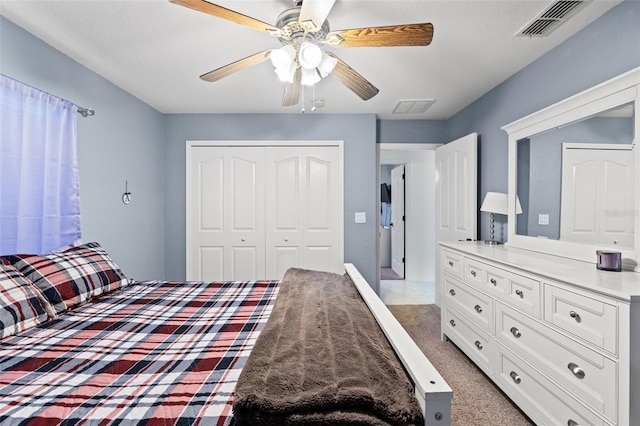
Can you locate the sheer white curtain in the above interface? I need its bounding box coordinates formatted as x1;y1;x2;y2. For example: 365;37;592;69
0;75;81;255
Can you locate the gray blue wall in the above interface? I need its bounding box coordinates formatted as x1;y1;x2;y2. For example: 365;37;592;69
446;0;640;241
0;18;166;280
1;0;639;282
163;113;378;284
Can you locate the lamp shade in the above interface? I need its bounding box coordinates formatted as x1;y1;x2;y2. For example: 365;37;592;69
480;192;522;215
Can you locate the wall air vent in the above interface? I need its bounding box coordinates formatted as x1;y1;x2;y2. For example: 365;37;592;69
516;0;587;37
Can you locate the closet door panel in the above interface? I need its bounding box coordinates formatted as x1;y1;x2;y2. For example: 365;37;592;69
200;247;224;281
307;247;331;272
266;146;343;279
188;147;265;281
274;247;300;280
189;142;343;282
227;151;265;281
303;150;342;272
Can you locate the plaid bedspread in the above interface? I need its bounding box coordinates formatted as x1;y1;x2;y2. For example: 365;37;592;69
0;279;279;425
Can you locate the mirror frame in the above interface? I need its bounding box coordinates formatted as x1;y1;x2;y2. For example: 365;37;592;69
502;67;640;270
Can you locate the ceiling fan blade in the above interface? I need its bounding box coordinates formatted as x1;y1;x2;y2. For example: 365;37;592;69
298;0;336;32
200;50;272;82
326;53;379;101
170;0;283;36
282;68;302;107
326;23;434;47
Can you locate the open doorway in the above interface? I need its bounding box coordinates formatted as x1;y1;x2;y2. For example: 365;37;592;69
380;164;404;280
378;144;439;304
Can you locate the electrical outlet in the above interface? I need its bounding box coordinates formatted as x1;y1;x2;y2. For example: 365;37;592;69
538;214;549;225
355;212;366;224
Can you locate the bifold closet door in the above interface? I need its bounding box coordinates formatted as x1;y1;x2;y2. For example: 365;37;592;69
187;146;265;281
265;146;343;280
188;143;343;282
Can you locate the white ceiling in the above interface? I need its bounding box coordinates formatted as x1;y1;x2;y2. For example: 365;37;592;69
0;0;621;119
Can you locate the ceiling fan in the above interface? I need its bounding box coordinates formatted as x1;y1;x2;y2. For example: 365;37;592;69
169;0;434;107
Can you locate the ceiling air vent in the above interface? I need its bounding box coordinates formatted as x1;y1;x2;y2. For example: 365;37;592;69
516;0;587;37
392;99;435;115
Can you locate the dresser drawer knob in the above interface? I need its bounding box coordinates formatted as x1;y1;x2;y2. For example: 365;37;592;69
448;261;454;267
449;319;456;327
470;270;477;277
567;420;579;426
568;362;585;379
449;289;456;296
474;340;483;350
510;371;521;384
569;311;581;322
515;289;524;298
474;304;483;314
490;278;497;286
510;327;522;338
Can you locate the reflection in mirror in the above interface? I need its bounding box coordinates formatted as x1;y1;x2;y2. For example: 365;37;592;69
516;102;635;248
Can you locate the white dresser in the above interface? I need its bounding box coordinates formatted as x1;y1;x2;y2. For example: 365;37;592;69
438;241;640;426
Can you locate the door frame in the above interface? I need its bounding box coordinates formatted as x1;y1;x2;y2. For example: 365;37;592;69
378;143;441;289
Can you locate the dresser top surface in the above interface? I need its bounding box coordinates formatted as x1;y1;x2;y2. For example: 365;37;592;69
439;241;640;302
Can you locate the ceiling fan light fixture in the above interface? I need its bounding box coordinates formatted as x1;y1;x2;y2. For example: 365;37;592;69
317;52;337;77
275;62;297;83
298;41;322;69
301;67;321;86
270;45;296;70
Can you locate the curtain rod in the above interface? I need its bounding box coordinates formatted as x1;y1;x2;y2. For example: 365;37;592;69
1;74;95;118
77;106;95;117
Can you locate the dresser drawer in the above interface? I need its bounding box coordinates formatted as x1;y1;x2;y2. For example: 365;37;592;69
497;302;617;421
443;275;493;335
463;258;487;288
441;249;463;280
497;348;607;426
465;257;541;318
442;306;496;374
544;284;618;354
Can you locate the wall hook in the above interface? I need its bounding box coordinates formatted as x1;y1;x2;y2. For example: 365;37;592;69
122;180;132;205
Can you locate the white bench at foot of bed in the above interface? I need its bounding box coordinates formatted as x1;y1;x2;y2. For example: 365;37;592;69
344;263;453;426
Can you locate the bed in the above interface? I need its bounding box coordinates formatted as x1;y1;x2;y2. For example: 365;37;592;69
0;242;452;425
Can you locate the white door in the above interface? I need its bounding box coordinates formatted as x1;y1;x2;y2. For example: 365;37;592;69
187;146;265;281
435;133;477;307
187;142;344;282
265;146;344;280
435;133;478;243
390;165;405;278
560;144;634;247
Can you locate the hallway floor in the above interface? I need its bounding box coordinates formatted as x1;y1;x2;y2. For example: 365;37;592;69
379;279;435;305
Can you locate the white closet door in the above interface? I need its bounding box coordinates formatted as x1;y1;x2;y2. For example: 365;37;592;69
265;146;343;280
187;146;265;281
560;144;634;247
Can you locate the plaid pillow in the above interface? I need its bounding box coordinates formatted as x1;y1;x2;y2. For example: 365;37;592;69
0;264;48;339
1;242;130;314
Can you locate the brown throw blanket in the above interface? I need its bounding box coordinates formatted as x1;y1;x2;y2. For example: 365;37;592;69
232;268;424;425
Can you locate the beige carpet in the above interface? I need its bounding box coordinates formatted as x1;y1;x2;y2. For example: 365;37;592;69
388;304;535;426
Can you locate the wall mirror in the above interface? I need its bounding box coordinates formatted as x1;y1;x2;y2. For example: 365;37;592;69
503;67;640;270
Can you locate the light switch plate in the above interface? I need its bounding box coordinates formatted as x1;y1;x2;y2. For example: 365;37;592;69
355;212;366;224
538;214;549;225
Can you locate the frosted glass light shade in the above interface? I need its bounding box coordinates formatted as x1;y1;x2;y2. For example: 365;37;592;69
298;42;322;69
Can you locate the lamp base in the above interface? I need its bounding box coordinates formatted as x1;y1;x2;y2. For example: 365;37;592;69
484;240;503;245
